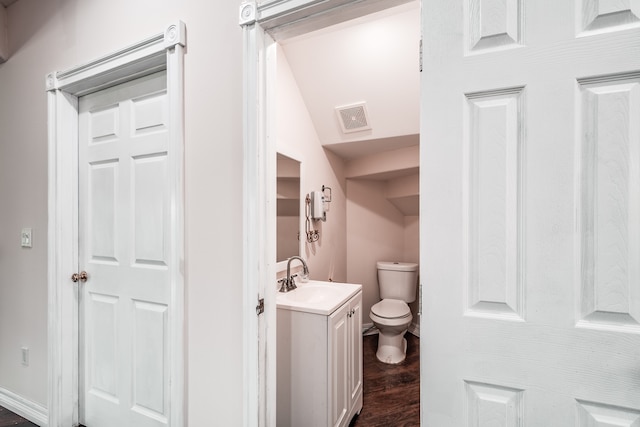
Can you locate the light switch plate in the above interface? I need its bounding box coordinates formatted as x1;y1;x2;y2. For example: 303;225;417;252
21;347;29;366
21;228;32;248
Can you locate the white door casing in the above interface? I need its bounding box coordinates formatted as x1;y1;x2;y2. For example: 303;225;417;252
240;1;416;426
241;16;274;427
421;1;640;425
78;72;170;427
46;22;186;427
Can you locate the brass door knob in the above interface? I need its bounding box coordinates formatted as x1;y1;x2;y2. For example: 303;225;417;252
71;271;88;283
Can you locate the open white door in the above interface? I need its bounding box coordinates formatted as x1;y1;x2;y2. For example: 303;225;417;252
421;1;640;424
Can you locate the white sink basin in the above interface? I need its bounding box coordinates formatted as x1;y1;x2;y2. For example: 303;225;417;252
276;280;362;315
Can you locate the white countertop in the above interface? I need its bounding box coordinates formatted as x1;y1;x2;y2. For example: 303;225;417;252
276;280;362;315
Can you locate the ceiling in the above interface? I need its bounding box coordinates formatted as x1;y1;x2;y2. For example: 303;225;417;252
280;1;420;161
0;0;19;7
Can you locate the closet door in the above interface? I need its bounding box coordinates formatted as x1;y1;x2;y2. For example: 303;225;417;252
79;71;171;427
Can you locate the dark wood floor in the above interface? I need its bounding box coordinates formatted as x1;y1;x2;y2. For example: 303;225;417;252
0;405;37;427
351;332;420;427
0;333;420;427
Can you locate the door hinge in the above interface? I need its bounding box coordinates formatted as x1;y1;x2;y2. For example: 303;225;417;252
419;38;423;73
256;298;264;315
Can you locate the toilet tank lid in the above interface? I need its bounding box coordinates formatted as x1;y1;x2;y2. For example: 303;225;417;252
377;261;418;272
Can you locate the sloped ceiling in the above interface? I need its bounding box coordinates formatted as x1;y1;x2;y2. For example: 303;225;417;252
280;2;420;215
280;1;420;160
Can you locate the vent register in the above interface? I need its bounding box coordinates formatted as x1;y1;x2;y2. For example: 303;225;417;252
335;102;371;133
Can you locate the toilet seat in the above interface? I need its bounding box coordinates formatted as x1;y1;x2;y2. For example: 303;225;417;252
371;299;411;319
370;298;413;364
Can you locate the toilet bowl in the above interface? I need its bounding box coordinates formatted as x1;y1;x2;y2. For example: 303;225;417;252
370;298;413;364
370;261;418;364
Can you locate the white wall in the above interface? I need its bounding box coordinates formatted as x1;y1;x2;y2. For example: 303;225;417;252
280;2;420;147
343;177;420;327
276;45;347;283
0;0;245;423
346;179;407;323
276;41;421;327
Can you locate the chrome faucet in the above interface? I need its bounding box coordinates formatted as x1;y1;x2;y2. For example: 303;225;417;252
279;256;309;292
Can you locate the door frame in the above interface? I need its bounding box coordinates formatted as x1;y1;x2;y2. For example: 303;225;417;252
46;22;186;427
239;1;415;425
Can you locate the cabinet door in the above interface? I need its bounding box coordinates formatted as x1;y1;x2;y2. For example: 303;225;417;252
348;294;363;409
329;302;349;427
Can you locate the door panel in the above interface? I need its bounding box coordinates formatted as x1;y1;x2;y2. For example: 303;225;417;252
421;1;640;425
87;293;119;401
578;74;640;332
79;71;170;427
89;161;119;262
329;303;349;427
132;300;168;419
464;87;524;321
133;154;168;266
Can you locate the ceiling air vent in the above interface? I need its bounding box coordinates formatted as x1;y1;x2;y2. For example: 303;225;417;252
335;102;371;133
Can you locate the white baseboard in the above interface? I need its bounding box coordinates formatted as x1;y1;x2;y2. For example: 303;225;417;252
0;386;48;427
362;322;420;338
362;322;378;336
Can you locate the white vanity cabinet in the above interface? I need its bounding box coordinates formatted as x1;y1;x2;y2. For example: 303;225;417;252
277;286;363;427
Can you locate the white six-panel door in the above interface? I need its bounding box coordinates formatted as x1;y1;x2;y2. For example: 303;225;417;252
421;1;640;425
78;71;171;427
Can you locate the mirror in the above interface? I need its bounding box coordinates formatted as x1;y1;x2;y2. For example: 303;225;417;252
276;153;301;263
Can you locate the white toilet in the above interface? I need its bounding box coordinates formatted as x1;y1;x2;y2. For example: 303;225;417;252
369;261;418;364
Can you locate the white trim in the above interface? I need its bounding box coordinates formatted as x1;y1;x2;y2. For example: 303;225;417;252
0;387;48;427
242;21;278;427
46;21;186;427
362;322;378;336
362;322;420;337
166;39;187;427
253;0;413;40
241;21;260;427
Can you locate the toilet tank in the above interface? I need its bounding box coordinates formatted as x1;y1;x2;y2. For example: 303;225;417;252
377;261;419;303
